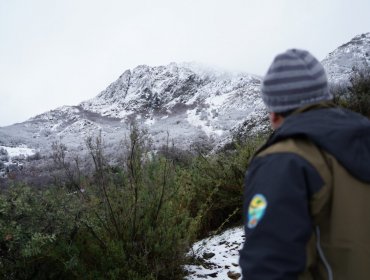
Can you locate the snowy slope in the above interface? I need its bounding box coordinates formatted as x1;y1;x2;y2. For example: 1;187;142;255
79;62;265;145
0;145;36;159
322;33;370;84
185;227;244;280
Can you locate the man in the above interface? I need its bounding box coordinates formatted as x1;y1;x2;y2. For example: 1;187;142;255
239;49;370;280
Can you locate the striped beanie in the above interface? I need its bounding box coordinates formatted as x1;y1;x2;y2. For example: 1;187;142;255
261;49;332;113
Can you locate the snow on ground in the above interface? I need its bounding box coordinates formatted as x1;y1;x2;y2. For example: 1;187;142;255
0;145;36;159
145;118;156;126
186;108;224;137
185;227;244;280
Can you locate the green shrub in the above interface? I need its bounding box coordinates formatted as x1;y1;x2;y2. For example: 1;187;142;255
0;125;198;279
0;124;264;279
333;65;370;118
179;136;264;237
0;184;80;279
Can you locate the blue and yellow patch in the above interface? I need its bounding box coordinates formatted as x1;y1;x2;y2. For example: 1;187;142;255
247;194;268;229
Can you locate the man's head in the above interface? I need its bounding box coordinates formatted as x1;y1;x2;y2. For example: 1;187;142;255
261;49;332;129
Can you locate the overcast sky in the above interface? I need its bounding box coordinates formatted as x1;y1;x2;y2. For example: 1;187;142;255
1;0;369;126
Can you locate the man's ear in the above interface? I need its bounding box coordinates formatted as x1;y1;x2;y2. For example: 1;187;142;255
269;112;284;129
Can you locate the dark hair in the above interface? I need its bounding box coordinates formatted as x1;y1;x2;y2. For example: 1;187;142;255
276;109;295;118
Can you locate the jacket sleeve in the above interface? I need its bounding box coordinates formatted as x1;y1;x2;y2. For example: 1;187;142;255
239;153;324;280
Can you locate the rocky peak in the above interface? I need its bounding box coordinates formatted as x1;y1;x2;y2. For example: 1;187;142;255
80;62;260;119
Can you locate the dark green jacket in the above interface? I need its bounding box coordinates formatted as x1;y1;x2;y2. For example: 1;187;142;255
239;103;370;280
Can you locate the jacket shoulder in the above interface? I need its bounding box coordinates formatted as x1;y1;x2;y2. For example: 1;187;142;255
257;138;333;221
257;138;332;187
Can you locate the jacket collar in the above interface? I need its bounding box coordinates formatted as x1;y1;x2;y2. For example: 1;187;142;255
290;101;336;116
251;101;336;161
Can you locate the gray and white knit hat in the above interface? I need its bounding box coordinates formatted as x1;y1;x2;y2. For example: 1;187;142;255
261;49;332;112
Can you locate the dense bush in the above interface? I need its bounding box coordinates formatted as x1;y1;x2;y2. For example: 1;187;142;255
0;185;80;279
332;65;370;118
1;129;180;279
0;125;262;279
179;137;264;237
0;147;9;162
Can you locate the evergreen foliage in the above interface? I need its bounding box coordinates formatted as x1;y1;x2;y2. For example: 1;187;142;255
332;65;370;118
0;125;262;279
180;137;264;237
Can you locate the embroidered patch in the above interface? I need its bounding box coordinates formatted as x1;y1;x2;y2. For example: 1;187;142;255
248;194;268;229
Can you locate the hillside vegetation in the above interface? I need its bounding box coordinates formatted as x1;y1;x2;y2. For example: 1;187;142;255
332;65;370;117
0;122;264;279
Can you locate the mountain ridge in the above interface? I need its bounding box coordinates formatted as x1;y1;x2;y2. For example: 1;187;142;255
0;33;369;155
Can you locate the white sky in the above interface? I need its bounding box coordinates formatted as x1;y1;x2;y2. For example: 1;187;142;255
1;0;369;126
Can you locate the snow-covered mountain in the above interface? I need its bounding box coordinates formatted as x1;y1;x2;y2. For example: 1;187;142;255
322;33;370;84
0;33;369;156
0;63;265;154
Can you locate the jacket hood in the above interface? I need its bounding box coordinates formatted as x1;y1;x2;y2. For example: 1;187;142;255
267;106;370;183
